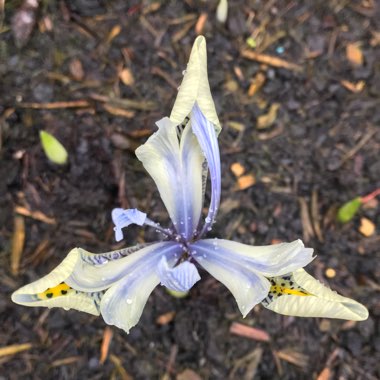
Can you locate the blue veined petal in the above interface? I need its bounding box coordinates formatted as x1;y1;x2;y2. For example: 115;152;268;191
135;117;204;239
262;269;368;321
67;242;182;292
191;104;221;236
112;208;147;242
190;241;270;317
194;239;314;277
189;239;314;316
156;256;201;292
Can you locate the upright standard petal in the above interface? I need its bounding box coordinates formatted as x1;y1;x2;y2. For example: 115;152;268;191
170;36;221;133
190;241;271;316
135;117;204;239
191;104;221;235
156;256;201;292
262;269;368;321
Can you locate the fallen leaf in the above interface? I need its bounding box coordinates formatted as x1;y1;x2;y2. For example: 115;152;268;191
275;349;309;368
340;79;365;93
337;197;362;223
346;42;364;66
248;72;266;97
257;103;280;129
237;174;256;190
119;68;135;86
0;343;32;357
177;369;202;380
230;162;245;177
11;215;25;275
230;322;270;342
156;311;176;325
359;217;375;237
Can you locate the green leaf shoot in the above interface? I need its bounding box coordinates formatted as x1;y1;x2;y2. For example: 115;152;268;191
39;130;68;165
337;197;362;224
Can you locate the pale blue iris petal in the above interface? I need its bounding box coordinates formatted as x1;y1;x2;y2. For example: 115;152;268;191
157;256;201;292
193;239;314;277
112;208;147;242
191;104;221;236
135;117;204;239
190;241;270;316
66;242;182;292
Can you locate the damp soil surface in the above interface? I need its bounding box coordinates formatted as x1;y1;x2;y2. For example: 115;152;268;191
0;1;379;379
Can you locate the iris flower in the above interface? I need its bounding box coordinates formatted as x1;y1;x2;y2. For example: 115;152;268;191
12;37;368;333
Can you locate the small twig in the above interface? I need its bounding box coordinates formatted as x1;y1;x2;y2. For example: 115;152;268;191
17;100;90;109
151;66;179;90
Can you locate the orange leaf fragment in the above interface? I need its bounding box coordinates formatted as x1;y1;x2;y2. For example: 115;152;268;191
346;43;364;66
195;13;208;35
230;322;270;342
100;326;113;365
359;217;375;237
119;68;135;86
156;311;176;325
237;174;256;190
230;162;245;177
316;367;331;380
248;72;266;97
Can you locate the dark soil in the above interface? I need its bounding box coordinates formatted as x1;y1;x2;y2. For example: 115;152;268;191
1;1;379;379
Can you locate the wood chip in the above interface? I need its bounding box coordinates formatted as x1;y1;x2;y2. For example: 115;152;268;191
257;103;280;129
15;205;56;224
230;162;245;177
102;104;135;118
100;326;113;365
298;197;314;243
241;50;303;72
109;354;133;380
230;322;270;342
248;72;266;97
237;174;256;190
275;349;309;368
340;79;365;93
359;217;375;237
195;12;208;35
119;68;135;86
11;215;25;275
316;367;331;380
51;356;82;367
346;42;363;66
69;58;84;81
0;343;32;357
156;311;176;325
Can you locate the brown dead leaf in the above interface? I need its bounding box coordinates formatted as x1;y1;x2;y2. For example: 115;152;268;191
340;79;365;93
0;343;32;357
156;311;176;325
176;369;202;380
230;322;270;342
100;326;113;365
248;72;266;97
102;104;135;118
237;174;256;190
119;68;135;86
359;217;375;237
257;103;280;129
11;215;25;275
346;42;364;66
230;162;245;177
106;25;122;44
275;349;309;368
69;58;84;81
